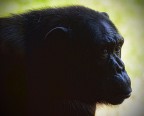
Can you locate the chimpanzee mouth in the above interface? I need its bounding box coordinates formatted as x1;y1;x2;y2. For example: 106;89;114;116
118;93;131;99
105;93;131;105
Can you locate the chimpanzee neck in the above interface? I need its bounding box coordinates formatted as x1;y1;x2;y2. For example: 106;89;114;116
51;100;96;116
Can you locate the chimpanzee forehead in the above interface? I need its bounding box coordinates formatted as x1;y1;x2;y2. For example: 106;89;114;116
89;19;123;45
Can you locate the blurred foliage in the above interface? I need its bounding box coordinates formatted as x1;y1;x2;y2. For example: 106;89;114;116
0;0;144;116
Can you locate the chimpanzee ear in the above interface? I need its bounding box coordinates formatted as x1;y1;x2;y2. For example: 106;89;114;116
44;27;69;40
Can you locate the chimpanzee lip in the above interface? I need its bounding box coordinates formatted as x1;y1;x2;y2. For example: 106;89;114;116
105;93;131;105
117;93;131;99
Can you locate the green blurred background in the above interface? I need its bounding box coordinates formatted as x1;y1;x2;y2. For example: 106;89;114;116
0;0;144;116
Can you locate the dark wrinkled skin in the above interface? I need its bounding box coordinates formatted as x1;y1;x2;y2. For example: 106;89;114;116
0;6;132;116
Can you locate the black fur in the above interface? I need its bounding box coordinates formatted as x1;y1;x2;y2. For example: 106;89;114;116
0;6;132;116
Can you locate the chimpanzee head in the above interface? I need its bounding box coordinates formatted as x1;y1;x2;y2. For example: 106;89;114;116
29;6;132;106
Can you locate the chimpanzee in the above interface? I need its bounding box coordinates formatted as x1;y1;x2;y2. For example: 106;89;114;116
0;6;132;116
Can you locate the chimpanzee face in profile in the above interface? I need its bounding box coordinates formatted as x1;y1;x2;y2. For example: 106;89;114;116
84;18;132;105
36;8;132;106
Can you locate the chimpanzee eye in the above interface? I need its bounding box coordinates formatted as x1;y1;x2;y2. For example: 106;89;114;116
101;49;109;59
103;49;108;54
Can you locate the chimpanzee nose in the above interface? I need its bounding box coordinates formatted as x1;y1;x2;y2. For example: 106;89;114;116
110;54;125;73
